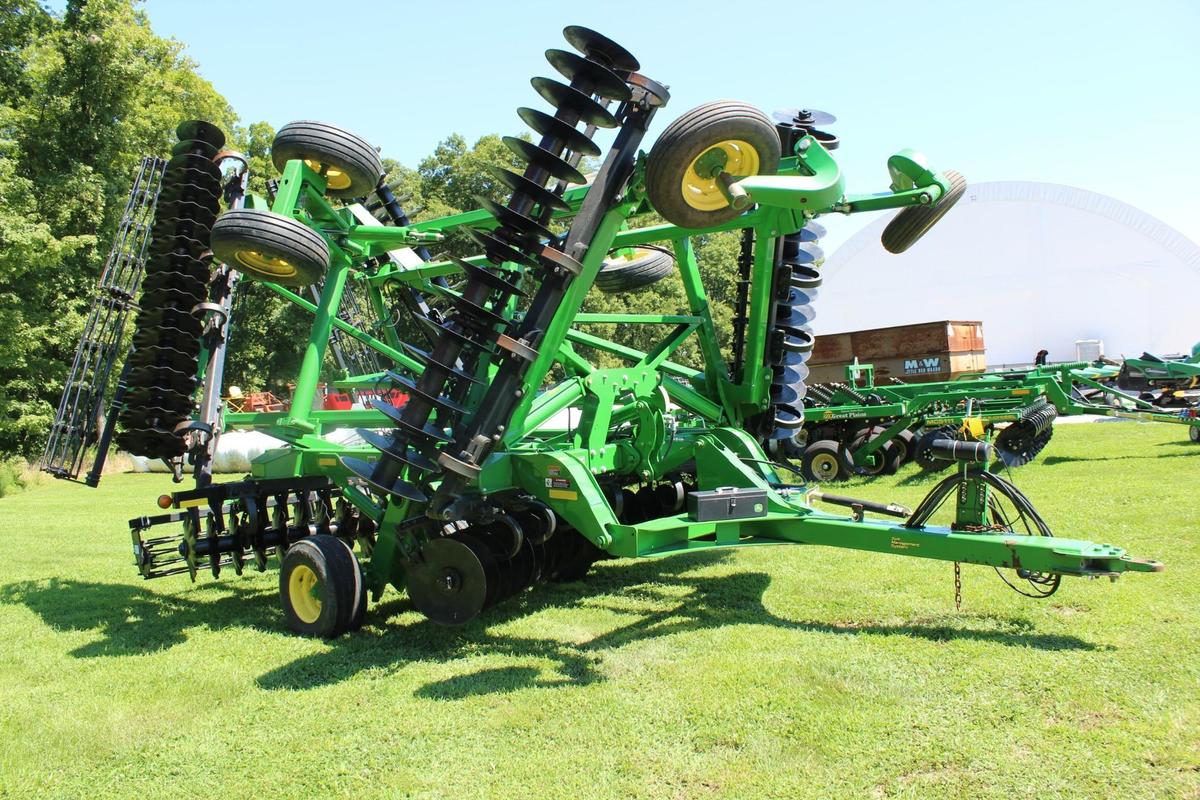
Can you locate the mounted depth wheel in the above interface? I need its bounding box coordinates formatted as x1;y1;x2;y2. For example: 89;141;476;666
211;208;330;287
596;247;675;293
279;535;361;638
801;439;852;482
271;120;384;199
1189;425;1200;443
881;169;967;254
645;100;781;228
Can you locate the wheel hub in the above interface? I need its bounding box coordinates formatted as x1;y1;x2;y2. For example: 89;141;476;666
303;159;351;190
682;139;759;211
234;249;298;278
811;452;838;479
437;568;463;593
288;564;322;624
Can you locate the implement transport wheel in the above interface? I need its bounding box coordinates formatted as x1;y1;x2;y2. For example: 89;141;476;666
596;247;675;293
801;439;851;482
342;538;367;632
211;208;330;287
1189;425;1200;443
881;169;967;254
280;535;360;638
645;100;781;228
271;120;383;198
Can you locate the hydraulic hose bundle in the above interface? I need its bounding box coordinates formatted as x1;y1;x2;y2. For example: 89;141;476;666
905;461;1061;598
116;121;226;460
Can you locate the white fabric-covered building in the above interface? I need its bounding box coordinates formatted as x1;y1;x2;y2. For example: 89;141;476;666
821;182;1200;365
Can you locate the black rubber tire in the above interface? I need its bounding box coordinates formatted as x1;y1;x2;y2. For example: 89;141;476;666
645;100;781;229
595;248;675;293
211;208;330;287
849;427;903;476
893;428;917;465
879;441;904;475
279;535;358;638
801;439;851;482
881;169;967;254
271;120;383;199
336;537;367;632
1190;425;1200;444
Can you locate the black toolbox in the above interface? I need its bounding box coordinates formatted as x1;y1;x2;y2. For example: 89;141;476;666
686;487;768;522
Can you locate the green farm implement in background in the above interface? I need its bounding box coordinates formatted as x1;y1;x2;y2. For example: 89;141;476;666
795;358;1200;482
43;26;1161;637
1116;347;1200;405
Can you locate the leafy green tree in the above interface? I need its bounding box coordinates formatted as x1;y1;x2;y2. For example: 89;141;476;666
417;133;525;216
0;109;95;454
0;0;52;106
0;0;234;457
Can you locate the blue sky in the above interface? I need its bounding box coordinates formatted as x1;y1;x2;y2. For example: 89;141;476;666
131;0;1199;251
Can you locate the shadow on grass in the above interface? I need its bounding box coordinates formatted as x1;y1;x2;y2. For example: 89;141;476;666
0;578;279;657
896;470;947;487
0;552;1105;696
1042;449;1199;466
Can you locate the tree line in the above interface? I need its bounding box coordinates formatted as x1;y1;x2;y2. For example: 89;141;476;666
0;0;739;460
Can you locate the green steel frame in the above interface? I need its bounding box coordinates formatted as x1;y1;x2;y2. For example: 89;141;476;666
89;49;1166;637
136;128;1166;612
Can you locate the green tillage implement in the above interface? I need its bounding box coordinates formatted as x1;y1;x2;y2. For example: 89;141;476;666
108;26;1159;637
1117;347;1200;398
799;360;1200;481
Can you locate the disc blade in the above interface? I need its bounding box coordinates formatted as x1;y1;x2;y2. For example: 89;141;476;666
772;108;837;126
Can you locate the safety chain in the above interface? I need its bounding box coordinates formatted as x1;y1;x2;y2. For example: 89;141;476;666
953;562;962;611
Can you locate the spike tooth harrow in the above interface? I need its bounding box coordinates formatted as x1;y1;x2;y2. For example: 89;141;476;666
40;155;165;483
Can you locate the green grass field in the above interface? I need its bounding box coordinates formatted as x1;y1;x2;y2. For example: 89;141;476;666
0;422;1196;799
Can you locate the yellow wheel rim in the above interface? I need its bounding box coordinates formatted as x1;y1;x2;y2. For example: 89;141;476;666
810;452;839;480
681;139;760;211
288;564;322;624
303;159;352;191
234;249;298;279
606;247;649;265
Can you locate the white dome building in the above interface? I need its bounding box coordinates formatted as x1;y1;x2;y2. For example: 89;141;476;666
821;182;1200;365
